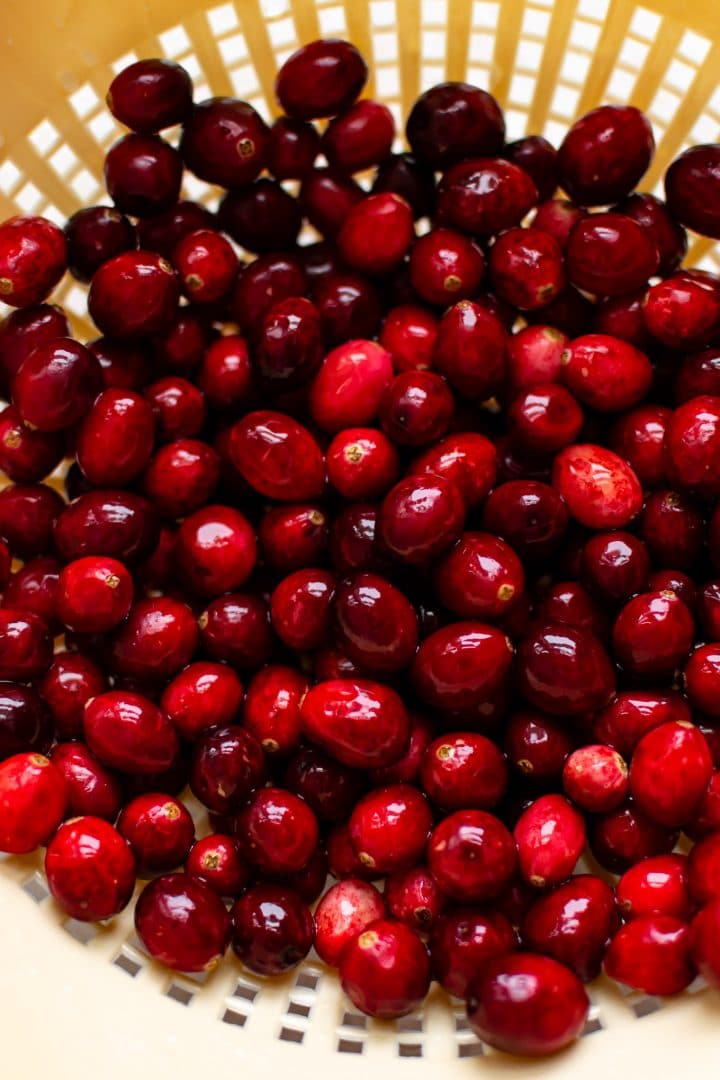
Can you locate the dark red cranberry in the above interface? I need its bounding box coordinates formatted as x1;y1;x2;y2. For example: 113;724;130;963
161;661;243;741
276;39;367;119
432;300;507;401
676;348;720;402
153;308;212;374
593;290;652;350
0;404;64;483
0;610;52;681
379;370;454;447
0;684;52;760
504;710;573;786
698;582;720;640
314;879;385;966
617;854;693;921
231;884;313;975
369;714;433;788
640;490;704;571
611;405;671;489
270;568;335;651
410;432;497;509
300;678;410;769
508;383;583;453
590;802;678;873
372;152;436;218
45;816;135;920
563;744;628;813
230;253;307;335
348;784;431;873
84;691;178;775
566;212;658;296
50;741;122;821
644;274;720;349
310;339;392;432
558;105;654;205
604;915;693;995
218;179;301;254
430;907;516;997
434;532;524;621
616;192;687;274
259;504;327;574
118;792;194;872
186;834;250;899
104;134;182;218
553;443;642;529
180;97;269;187
333;572;418;674
580;531;650;604
340;918;430;1019
3;556;61;627
229;410;324;502
514;794;585;889
428;809;516;901
413;622;513;713
329;503;385;575
64;206;135;283
284;744;365;823
241;665;305;756
135;872;231;972
409;227;485;307
54;490;159;564
190;724;265;814
255;296;323;389
110;597;198;682
503;135;558;201
76;389;155;486
437;157;538;237
406;82;504;167
593;690;690;758
321;99;394;173
267;116;319;179
685;645;720;718
142;438;221;520
338;193;414;277
528;285;595;337
532;198;584;249
56;556;132;634
421;731;507;810
380;474;465;565
89;337;149;390
0;303;70;392
664;395;720;499
199;336;252;410
88;250;179;339
107;58;192;132
300;167;364;237
665;144;720;239
517;623;615;717
379;304;438;373
490;227;565;311
612;590;694;680
521;874;618;981
38;652;107;740
143;375;206;442
467;952;590;1056
311;270;381;347
0;216;66;307
136;200;215;258
483;480;568;563
199;592;274;669
0;752;67;853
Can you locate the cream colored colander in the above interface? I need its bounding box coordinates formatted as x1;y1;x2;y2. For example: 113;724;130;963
1;0;720;1076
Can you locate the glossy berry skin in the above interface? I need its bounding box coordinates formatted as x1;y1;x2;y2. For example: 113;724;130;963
594;289;652;349
259;505;328;576
489;227;565;311
143;376;206;442
12;338;100;432
135;872;231;973
405;82;503;168
255;296;323;388
270;568;335;651
384;865;446;933
504;710;573;786
617;854;693;921
593;691;691;758
198;593;274;670
231;253;307;335
189;725;265;814
3;556;60;628
104;134;182;218
664;395;720;499
687;832;720;905
685;645;720;718
0;684;52;761
314;879;386;966
380;475;465;566
0;303;70;393
521;875;618;981
218;179;301;255
514;794;585;889
611;406;670;490
185;834;250;899
338;193;414;277
84;691;179;775
77;389;155;487
173;229;237;305
591;802;678;874
322;99;394;173
504;135;558;201
276;39;367;119
558;105;654;205
300;679;410;769
340;919;430;1019
561;334;651;413
640;490;704;571
379;370;454;448
506;324;568;390
432;300;507;401
0;216;66;307
665;144;720;239
175;505;256;599
56;556;133;634
107;58;193;132
566;212;658;296
161;662;243;742
428;810;516;902
508;383;583;453
410;433;497;510
300;168;364;237
372;152;436;218
199;336;252;410
643;275;720;350
409;227;485;307
604;915;693;995
430;908;516;998
326;428;399;501
532;580;608;641
39;653;107;740
312;269;381;346
136;200;214;258
88;250;178;340
517;623;615;717
616;192;686;274
45;817;135;921
334;572;418;673
689;901;720;988
0;609;52;681
379;304;438;373
580;531;650;604
310;339;393;433
434;532;525;621
0;753;67;853
629;721;712;828
467;953;590;1057
437;158;538;237
55;490;159;565
110;597;198;682
421;732;507;811
284;745;365;823
142;438;221;520
348;784;432;873
482;480;568;563
229;410;324;502
49;742;122;821
180;98;269;188
553;443;642;529
612;591;694;680
267;116;319;180
0;404;64;483
562;745;628;813
237;787;318;874
412;622;513;712
231;884;313;975
118;793;194;873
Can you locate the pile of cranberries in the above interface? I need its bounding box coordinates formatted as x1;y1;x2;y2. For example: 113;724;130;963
3;38;720;1058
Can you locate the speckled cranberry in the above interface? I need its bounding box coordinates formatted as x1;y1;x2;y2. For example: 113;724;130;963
553;443;642;529
562;744;628;813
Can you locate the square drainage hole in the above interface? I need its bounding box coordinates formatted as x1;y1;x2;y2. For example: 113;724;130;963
113;951;142;977
166;982;195;1006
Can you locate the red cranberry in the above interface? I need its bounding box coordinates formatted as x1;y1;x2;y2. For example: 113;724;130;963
432;300;507;401
171;229;237;306
508;384;583;453
560;333;652;412
665;395;720;499
430;907;516;998
689;901;720;989
229;410;324;502
49;742;122;821
276;39;367;118
437;158;537;237
421;731;507;810
104;133;182;218
490;227;565;311
514;794;585;889
267;116;319;179
190;724;266;814
327;429;399;501
0;303;70;391
84;691;178;775
135;872;230;972
311;270;381;347
88;250;178;339
688;831;720;905
590;802;678;873
517;623;615;717
410;432;497;510
55;555;132;636
504;710;573;786
45;816;135;920
321;98;394;173
327;821;378;881
180;97;268;187
54;491;157;565
412;622;513;713
198;336;252;411
162;661;243;741
563;744;628;813
521;874;618;981
0;609;52;681
558;105;654;204
136;200;214;258
0;216;66;307
174;505;256;599
676;347;720;402
566;212;658;296
468;952;589;1056
144;376;206;441
665;144;720;239
409;227;485;307
483;480;568;563
384;865;446;933
644;274;720;349
118;793;194;873
142;438;221;520
232;257;307;338
380;305;437;374
217;180;301;255
39;652;107;740
612;590;694;680
379;370;454;447
259;504;327;574
604;915;693;995
348;784;431;873
504;135;558;201
405;82;503;167
329;503;385;575
254;296;323;389
3;556;60;627
370;713;433;788
533;580;609;641
243;665;306;756
616;192;687;274
594;289;653;349
231;883;313;975
685;644;720;718
89;337;148;390
532;198;584;249
380;475;465;566
199;592;274;669
76;388;155;486
617;854;693;921
698;583;720;640
338;193;414;277
428;809;515;901
334;572;418;673
301;678;409;769
270;568;335;651
64;206;135;284
0;752;67;853
580;531;650;604
310;339;392;432
611;405;671;489
553;443;642;529
153;308;212;374
107;58;192;132
110;597;198;682
0;405;64;483
314;879;385;966
186;834;250;899
300;167;364;237
237;786;318;875
340;918;430;1019
284;744;365;823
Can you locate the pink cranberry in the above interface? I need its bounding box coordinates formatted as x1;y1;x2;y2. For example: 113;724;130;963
340;918;430;1018
428;809;516;901
558;105;654;205
514;794;585;889
314;878;385;967
553;443;642;529
186;834;250;899
664;395;720;499
83;690;179;776
563;745;628;813
437;158;538;237
190;725;265;814
135;872;231;973
665;144;720;239
521;874;618;981
0;753;67;853
385;866;447;933
49;742;122;821
0;216;66;307
432;300;507;401
300;678;409;769
617;854;694;921
45;816;135;921
229;410;324;502
604;915;694;995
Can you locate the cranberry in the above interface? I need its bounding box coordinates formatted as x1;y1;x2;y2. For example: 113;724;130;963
685;644;720;718
0;752;67;853
513;794;585;889
406;82;504;167
88;250;178;339
104;133;182;218
665;395;720;499
110;597;197;682
508;384;583;453
429;907;516;998
409;228;485;307
118;793;194;873
665;144;720;239
689;901;720;991
676;348;720;402
687;832;720;905
533;582;607;641
437;158;537;237
503;135;558;201
504;710;573;786
327;821;378;881
379;305;437;374
143;376;206;442
38;652;107;740
612;590;694;680
0;608;52;681
142;438;221;520
254;297;322;390
688;768;720;837
427;809;515;901
162;661;243;741
284;744;364;823
333;572;417;673
467;952;589;1056
558;105;654;204
190;724;265;813
136;200;214;258
593;290;652;350
199;336;252;410
0;684;50;765
553;443;642;529
615;192;686;274
644;274;720;349
89;338;148;390
76;389;155;486
329;503;384;575
0;216;66;307
3;556;60;627
412;622;513;712
590;802;678;873
267;116;319;179
135;872;230;973
300;167;364;237
0;303;70;391
64;206;135;284
231;256;306;338
242;665;306;756
567;212;658;297
179;97;268;187
698;583;720;640
379;371;454;447
578;532;648;605
517;623;615;717
84;691;178;775
174;505;256;599
561;334;652;414
420;732;507;811
410;432;497;509
319;99;393;173
230;883;313;975
617;854;693;921
326;429;399;501
259;504;327;574
0;405;64;483
521;875;617;982
54;556;132;636
314;879;385;966
340;918;430;1019
338;193;413;277
380;475;465;566
483;480;568;563
49;742;122;821
372;153;436;219
384;865;446;933
347;784;431;873
199;592;274;669
45;816;135;921
311;270;381;347
55;491;159;565
611;406;671;489
604;915;694;995
532;198;584;249
170;229;236;306
107;57;192;132
310;339;392;433
370;714;433;787
563;744;628;813
229;410;324;502
275;39;367;118
490;227;565;311
186;834;249;899
236;786;318;875
269;568;334;651
432;300;507;401
302;678;410;769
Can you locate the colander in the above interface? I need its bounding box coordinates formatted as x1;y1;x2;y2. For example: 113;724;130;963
1;0;720;1075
